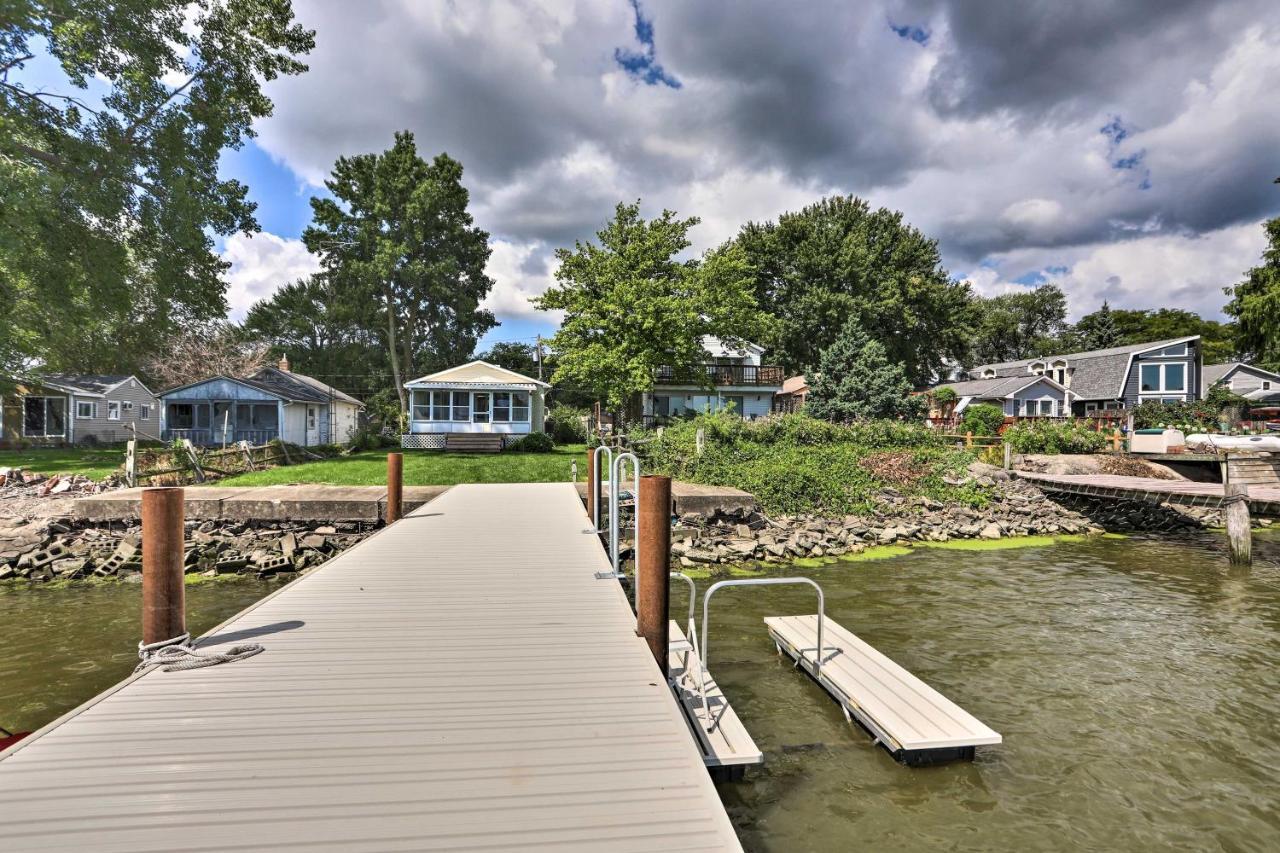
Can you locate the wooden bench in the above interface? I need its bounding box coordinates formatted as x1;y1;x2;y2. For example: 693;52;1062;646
443;433;504;453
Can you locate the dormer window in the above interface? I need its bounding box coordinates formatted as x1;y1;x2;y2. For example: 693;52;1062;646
1029;361;1045;374
981;368;996;379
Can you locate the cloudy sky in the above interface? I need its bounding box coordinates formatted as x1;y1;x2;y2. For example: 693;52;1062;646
219;0;1280;347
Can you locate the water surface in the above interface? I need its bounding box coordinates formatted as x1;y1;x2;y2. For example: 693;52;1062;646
686;532;1280;852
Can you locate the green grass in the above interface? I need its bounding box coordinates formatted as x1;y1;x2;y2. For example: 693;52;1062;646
0;448;122;481
211;445;588;487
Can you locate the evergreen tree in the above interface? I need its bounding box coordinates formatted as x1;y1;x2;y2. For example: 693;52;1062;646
1225;214;1280;372
1073;300;1122;350
806;320;924;421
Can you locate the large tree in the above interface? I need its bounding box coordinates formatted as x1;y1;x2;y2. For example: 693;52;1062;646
242;273;384;391
806;320;923;421
0;0;314;375
534;201;768;412
1071;300;1121;351
1077;306;1237;363
1225;214;1280;371
304;133;497;413
732;196;972;383
968;284;1069;364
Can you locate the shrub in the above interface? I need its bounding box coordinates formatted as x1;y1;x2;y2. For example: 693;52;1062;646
1004;420;1108;454
509;432;555;453
1131;385;1249;431
546;403;589;444
960;403;1005;436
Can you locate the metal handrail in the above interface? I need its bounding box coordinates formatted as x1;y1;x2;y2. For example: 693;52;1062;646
610;452;640;583
591;445;614;531
670;572;705;713
699;577;826;730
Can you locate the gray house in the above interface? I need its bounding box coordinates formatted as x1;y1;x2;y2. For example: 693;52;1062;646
962;336;1203;416
1202;362;1280;403
934;375;1071;419
158;359;363;447
1;374;159;446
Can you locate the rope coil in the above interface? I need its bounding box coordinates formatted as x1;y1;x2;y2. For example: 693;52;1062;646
136;633;265;673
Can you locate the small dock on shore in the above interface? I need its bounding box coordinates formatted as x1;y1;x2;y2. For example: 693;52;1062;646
0;483;742;851
1016;472;1280;516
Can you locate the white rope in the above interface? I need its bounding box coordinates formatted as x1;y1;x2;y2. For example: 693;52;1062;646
135;633;265;673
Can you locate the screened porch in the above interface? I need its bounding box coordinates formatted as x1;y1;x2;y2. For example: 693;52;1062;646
164;400;281;446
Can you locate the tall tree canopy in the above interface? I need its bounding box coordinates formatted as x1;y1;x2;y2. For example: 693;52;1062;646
242;274;384;390
806;320;923;421
1070;300;1121;351
0;0;314;375
732;196;972;384
534;201;767;411
1225;215;1280;371
303;133;496;412
967;284;1069;364
1074;306;1237;363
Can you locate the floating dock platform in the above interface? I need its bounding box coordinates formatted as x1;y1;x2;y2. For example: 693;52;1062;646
766;614;1001;765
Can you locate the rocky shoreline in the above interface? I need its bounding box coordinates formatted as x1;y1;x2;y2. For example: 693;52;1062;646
0;516;373;583
667;478;1264;567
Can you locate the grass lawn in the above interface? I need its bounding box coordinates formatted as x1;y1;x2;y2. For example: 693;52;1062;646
212;444;588;487
0;447;123;481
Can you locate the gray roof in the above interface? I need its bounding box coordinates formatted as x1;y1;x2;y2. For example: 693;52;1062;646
249;367;363;406
40;374;134;395
1201;362;1280;394
968;336;1197;400
938;376;1061;398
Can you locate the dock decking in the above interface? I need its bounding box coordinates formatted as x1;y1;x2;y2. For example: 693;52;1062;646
766;615;1001;764
0;483;742;852
1016;472;1280;515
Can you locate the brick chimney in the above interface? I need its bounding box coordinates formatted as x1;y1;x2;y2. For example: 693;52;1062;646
278;353;290;372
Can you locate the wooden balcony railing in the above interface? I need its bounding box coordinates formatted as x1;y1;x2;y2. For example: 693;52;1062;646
654;363;785;386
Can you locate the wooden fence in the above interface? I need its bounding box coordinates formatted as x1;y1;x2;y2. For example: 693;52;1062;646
125;438;301;487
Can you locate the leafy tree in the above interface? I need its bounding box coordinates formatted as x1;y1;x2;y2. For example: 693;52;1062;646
242;274;383;390
534;201;767;412
304;133;497;414
1071;300;1121;350
0;0;314;375
1096;307;1237;363
733;196;972;383
960;403;1005;437
968;284;1069;364
806;321;924;421
1225;215;1280;371
478;342;541;377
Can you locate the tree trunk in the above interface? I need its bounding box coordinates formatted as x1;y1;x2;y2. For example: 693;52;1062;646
383;284;406;418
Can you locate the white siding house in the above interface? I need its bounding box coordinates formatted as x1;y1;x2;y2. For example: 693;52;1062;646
403;361;549;448
640;336;784;423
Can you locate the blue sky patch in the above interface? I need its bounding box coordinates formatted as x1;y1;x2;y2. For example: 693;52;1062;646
889;22;930;45
615;0;681;88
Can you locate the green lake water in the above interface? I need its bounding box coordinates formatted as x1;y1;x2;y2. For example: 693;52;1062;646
2;533;1278;851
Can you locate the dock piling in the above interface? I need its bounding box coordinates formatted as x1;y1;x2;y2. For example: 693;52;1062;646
636;474;671;674
141;487;186;645
387;453;403;523
1225;482;1251;566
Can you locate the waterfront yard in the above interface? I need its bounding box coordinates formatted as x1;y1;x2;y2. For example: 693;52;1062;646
0;448;122;481
212;444;587;486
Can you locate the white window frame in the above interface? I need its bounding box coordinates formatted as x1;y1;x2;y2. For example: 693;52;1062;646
492;391;511;423
140;404;151;419
107;400;121;420
451;391;470;422
122;400;134;412
307;406;317;430
1139;362;1187;396
510;391;530;423
76;401;97;419
1264;380;1273;391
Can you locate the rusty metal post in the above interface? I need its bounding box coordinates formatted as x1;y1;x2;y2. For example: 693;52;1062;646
387;452;403;524
586;449;596;520
142;487;185;645
636;475;671;674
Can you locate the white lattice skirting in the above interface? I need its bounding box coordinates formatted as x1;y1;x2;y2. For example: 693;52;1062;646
400;433;446;450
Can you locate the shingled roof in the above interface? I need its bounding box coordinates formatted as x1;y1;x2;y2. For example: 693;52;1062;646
938;375;1066;399
40;374;141;396
968;336;1197;400
245;367;363;406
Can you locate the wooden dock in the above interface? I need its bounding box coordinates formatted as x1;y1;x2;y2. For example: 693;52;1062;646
766;615;1001;765
0;483;743;852
1016;472;1280;515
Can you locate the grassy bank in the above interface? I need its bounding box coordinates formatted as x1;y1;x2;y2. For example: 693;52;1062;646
0;448;122;480
634;413;986;516
212;444;587;486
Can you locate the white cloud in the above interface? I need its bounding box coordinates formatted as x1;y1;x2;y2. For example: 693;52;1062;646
220;232;321;321
481;239;562;322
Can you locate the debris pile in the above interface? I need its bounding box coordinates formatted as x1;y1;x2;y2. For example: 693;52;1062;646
0;467;118;496
0;517;372;583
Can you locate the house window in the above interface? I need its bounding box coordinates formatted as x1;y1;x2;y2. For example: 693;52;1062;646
307;406;317;430
1155;343;1188;357
23;397;66;437
107;401;121;420
451;391;470;421
493;392;511;422
140;404;150;419
411;391;430;421
430;391;449;419
511;392;530;422
1264;381;1273;391
1140;363;1186;394
76;401;97;419
653;395;671;417
122;401;134;412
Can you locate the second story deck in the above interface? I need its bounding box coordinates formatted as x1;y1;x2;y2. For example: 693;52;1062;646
655;362;784;388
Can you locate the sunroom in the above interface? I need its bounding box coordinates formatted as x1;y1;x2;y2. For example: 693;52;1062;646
402;360;549;449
